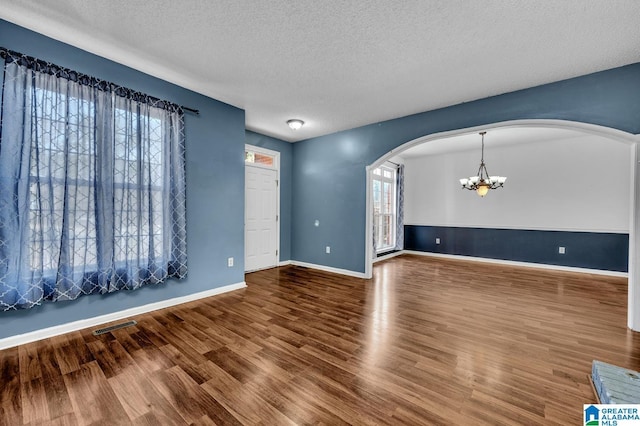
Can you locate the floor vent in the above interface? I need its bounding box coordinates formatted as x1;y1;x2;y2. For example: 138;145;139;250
92;320;137;336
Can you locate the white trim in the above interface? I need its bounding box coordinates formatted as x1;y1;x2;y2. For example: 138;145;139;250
629;142;640;330
0;282;247;350
245;144;281;270
365;167;373;278
373;251;403;263
291;260;367;278
403;250;628;277
278;260;293;267
372;164;398;254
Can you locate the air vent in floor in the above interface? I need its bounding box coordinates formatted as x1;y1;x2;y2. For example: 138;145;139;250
92;320;137;336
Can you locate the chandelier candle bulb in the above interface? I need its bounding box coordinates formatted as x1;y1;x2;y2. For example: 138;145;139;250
458;131;507;197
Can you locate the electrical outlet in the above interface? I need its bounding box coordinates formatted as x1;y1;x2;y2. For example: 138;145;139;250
558;247;565;255
227;257;234;267
436;238;440;244
326;246;331;254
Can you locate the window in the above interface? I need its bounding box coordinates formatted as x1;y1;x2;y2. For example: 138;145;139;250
372;164;397;252
29;91;167;273
0;48;187;310
245;149;275;167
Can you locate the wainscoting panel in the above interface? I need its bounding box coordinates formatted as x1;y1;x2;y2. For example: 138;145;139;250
404;225;629;272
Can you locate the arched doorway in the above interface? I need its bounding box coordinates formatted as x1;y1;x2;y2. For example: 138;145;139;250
364;119;640;329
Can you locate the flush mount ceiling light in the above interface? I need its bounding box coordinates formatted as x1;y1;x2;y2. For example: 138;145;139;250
459;131;506;197
287;119;304;130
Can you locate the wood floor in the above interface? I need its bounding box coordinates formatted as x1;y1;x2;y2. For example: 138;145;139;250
1;254;638;425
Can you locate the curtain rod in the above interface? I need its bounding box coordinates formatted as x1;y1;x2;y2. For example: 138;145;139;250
386;160;400;166
1;47;201;116
182;106;200;115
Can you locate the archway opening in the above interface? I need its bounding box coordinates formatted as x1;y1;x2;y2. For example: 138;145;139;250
364;120;639;329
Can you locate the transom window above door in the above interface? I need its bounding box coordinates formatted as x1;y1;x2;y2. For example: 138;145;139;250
245;150;275;168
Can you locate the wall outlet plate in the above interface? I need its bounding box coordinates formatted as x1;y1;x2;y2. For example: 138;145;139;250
325;246;331;254
558;247;566;254
228;257;234;267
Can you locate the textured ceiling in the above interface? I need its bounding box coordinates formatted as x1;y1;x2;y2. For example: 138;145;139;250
1;1;640;142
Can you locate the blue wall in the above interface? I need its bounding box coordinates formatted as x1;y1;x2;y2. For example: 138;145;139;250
245;131;292;262
0;19;246;339
292;63;640;273
405;225;629;272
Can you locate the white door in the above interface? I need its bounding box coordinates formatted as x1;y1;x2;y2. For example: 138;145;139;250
245;166;278;271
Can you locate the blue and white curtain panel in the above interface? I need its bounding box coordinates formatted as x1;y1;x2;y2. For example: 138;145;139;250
0;48;187;310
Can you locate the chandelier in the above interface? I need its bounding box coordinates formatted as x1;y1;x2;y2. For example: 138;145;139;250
459;131;506;197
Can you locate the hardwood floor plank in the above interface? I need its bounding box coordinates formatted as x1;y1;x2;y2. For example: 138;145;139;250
0;347;21;426
18;343;42;383
134;323;170;348
287;373;390;425
200;361;296;425
391;405;455;426
19;377;49;424
45;412;79;426
203;346;262;385
243;373;350;425
148;365;241;425
158;344;212;385
110;327;143;354
42;375;74;423
85;339;135;379
1;255;637;425
129;345;174;376
107;366;154;421
128;376;188;426
189;414;218;426
53;345;83;376
37;340;63;382
61;360;129;425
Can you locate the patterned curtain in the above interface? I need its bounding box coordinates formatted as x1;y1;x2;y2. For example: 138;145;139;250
372;171;378;259
372;211;377;259
395;164;404;250
0;48;187;310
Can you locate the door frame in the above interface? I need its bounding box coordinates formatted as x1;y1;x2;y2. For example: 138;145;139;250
244;144;281;271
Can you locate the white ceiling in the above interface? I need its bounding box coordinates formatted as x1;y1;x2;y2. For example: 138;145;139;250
1;1;640;142
396;127;586;159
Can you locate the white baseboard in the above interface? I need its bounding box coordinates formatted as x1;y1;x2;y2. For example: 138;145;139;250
0;281;247;351
278;260;293;267
291;261;367;279
403;250;628;277
373;251;403;263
